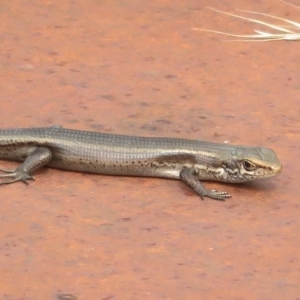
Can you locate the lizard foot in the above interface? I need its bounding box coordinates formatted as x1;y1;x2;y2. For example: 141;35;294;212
0;168;35;185
203;189;231;201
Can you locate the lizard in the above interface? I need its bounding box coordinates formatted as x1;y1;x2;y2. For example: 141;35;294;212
0;126;282;200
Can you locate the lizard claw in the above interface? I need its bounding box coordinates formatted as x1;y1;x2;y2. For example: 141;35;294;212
204;189;231;201
0;168;34;185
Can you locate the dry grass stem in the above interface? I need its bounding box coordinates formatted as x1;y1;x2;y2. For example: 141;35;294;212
193;3;300;41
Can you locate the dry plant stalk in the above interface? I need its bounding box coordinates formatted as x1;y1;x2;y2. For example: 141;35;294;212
193;1;300;41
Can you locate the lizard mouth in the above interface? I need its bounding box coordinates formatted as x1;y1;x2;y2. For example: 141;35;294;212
221;163;283;183
272;163;283;175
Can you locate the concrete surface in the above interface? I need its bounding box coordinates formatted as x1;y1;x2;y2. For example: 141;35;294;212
0;0;299;299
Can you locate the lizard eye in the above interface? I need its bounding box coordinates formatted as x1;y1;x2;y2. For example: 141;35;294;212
243;160;256;171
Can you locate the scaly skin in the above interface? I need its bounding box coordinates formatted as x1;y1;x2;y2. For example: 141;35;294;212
0;126;282;200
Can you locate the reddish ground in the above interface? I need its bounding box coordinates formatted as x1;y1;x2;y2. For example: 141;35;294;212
0;0;299;299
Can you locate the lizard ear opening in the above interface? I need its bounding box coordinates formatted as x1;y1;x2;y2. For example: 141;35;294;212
242;160;257;171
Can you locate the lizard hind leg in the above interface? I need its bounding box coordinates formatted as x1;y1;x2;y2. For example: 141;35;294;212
0;168;35;184
0;147;52;185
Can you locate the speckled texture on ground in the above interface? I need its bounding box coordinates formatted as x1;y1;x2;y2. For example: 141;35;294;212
0;0;299;299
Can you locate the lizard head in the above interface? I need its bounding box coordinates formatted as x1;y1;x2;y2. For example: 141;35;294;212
220;146;282;183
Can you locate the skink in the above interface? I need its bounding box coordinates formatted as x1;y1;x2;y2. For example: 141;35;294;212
0;126;282;200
